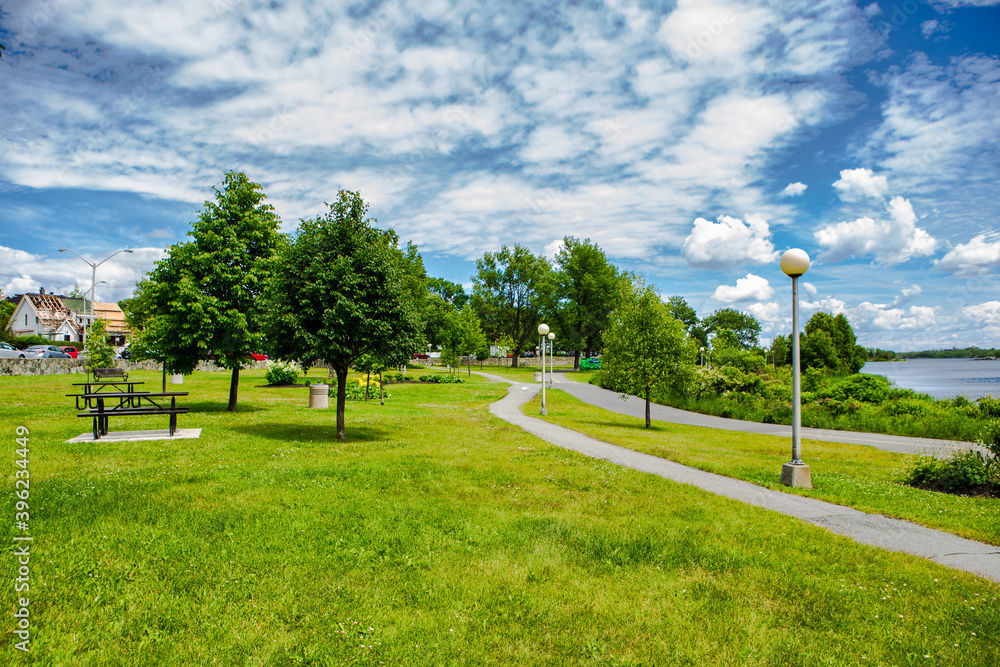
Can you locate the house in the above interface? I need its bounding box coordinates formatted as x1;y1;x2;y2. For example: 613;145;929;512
6;288;130;347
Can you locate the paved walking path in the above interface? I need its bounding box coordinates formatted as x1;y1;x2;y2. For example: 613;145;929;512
477;372;1000;584
550;371;975;457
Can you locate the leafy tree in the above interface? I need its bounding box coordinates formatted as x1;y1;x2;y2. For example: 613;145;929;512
802;312;864;373
440;305;488;375
263;190;422;440
86;319;116;369
548;237;622;370
0;296;15;344
427;277;469;309
602;279;693;428
471;244;552;368
704;308;761;349
139;172;282;410
666;295;708;348
771;334;791;367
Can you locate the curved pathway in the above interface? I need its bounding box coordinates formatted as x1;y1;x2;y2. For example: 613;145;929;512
551;371;975;457
477;372;1000;583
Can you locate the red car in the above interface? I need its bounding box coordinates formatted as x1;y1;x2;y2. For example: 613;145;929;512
61;346;79;359
250;352;269;361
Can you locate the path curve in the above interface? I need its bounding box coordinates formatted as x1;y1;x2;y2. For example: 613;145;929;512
477;372;1000;583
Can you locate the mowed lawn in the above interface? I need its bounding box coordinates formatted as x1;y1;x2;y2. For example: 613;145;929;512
530;386;1000;546
0;369;997;665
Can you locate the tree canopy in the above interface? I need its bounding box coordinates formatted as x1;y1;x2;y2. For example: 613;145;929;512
548;237;622;370
704;308;761;349
471;244;552;367
602;279;692;428
802;312;864;373
263;190;422;440
139;171;283;410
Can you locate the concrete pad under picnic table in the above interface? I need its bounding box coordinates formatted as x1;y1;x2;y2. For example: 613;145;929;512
65;428;202;443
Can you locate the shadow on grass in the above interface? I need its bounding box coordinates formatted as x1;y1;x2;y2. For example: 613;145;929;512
567;417;665;433
231;422;391;443
185;401;275;414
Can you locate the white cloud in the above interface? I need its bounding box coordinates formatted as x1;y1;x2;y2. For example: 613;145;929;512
833;168;889;200
934;234;1000;275
543;239;565;260
961;301;1000;327
815;195;937;265
780;182;807;197
801;281;818;297
712;273;774;302
682;214;778;268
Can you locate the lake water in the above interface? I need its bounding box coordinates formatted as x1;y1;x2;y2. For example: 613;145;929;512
860;358;1000;401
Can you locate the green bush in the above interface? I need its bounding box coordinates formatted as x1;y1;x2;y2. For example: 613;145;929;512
265;360;300;385
905;450;988;492
977;396;1000;418
824;374;890;405
878;398;929;417
423;374;464;384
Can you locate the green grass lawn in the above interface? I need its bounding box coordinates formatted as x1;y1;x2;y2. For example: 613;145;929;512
530;389;1000;547
1;369;998;665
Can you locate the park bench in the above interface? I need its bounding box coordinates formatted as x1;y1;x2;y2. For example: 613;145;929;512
91;367;129;382
76;391;189;439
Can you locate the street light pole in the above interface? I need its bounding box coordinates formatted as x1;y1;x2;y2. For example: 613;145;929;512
780;248;812;489
59;247;133;346
547;331;555;386
699;346;705;366
538;323;549;415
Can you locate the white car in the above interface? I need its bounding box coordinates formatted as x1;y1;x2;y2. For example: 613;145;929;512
24;345;72;359
0;342;26;359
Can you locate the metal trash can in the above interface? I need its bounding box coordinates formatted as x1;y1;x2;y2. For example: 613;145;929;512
533;372;542;383
309;383;329;409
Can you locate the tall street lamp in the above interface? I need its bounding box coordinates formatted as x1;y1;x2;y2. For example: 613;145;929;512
699;346;705;366
538;323;549;415
59;247;133;345
547;331;555;385
780;248;812;489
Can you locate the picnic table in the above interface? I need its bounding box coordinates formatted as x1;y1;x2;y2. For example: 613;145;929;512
75;391;189;439
69;380;146;409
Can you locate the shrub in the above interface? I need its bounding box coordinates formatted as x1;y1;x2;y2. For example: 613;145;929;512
424;374;464;384
265;360;300;385
977;396;1000;418
905;450;988;492
825;374;890;405
878;398;929;417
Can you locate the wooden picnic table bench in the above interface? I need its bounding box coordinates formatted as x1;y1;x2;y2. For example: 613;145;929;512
68;380;146;409
91;367;129;382
76;391;189;439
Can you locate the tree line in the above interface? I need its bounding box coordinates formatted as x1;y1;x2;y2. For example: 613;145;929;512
119;171;870;438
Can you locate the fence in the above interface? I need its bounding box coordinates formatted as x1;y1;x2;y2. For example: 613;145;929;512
0;358;269;377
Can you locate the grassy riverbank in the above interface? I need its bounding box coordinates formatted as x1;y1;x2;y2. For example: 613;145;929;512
1;370;997;664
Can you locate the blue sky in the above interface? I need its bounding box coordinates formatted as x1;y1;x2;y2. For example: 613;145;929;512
1;0;999;351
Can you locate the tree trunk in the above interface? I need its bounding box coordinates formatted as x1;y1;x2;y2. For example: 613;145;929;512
379;370;384;406
336;366;348;440
161;366;167;392
573;350;581;372
365;367;371;401
228;366;240;412
645;386;651;429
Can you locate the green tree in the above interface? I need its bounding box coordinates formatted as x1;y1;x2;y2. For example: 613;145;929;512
666;295;708;347
140;172;283;410
548;237;621;370
263;190;422;440
602;279;693;428
440;305;488;375
86;319;116;369
471;244;552;368
802;312;863;373
704;308;761;349
427;277;469;309
771;334;791;367
0;296;15;344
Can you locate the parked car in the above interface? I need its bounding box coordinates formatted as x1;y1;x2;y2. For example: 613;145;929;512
24;345;72;359
61;346;79;359
117;346;131;360
250;352;268;361
0;342;26;359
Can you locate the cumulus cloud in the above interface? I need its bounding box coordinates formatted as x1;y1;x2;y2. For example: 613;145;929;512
682;214;778;268
780;182;807;197
801;281;818;297
815;195;937;265
833;168;890;200
961;301;1000;328
712;273;774;302
934;234;1000;275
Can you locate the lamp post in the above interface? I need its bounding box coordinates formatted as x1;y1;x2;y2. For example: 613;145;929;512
547;332;555;385
59;247;133;345
538;323;549;415
780;248;812;489
699;346;705;366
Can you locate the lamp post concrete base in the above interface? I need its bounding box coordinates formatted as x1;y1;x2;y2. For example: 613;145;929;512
781;462;812;489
